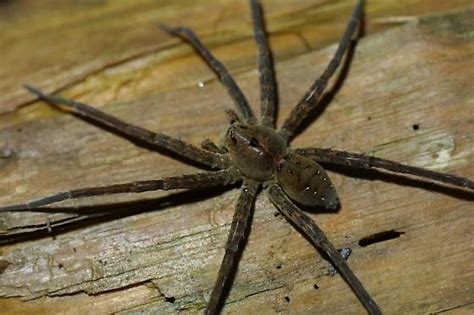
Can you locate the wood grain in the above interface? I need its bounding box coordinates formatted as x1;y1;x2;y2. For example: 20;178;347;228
0;1;473;314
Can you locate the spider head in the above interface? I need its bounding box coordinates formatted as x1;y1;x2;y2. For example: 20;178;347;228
276;153;340;210
224;123;286;180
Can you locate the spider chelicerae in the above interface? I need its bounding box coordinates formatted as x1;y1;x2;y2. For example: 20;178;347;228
1;0;473;314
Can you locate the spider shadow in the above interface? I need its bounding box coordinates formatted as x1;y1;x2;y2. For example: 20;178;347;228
0;184;238;245
322;163;474;202
69;112;216;170
288;7;365;142
0;0;13;8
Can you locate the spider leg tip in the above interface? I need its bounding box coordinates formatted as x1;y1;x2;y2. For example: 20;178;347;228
158;23;183;36
23;83;45;98
158;23;170;32
23;83;36;92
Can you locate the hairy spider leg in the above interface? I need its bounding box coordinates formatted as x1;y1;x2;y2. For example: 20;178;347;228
24;84;229;170
160;25;257;124
201;139;227;154
296;148;474;190
280;0;364;140
267;184;382;315
0;170;239;212
205;180;259;315
250;0;277;128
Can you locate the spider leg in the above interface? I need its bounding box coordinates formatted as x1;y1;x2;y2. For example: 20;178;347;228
224;108;243;124
160;25;256;124
296;148;474;190
24;84;229;169
205;180;259;315
280;0;363;139
250;0;276;128
267;184;381;315
0;169;239;212
201;139;227;154
328;248;352;276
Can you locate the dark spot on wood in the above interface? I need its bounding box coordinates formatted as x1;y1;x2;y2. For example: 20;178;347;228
284;296;290;303
0;259;11;274
314;284;319;289
367;116;372;121
412;124;419;130
276;264;282;269
359;229;405;247
165;295;176;303
58;263;64;269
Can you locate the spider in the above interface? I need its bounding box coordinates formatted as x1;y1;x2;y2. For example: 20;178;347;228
1;0;473;314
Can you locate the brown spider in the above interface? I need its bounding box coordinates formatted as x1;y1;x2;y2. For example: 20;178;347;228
1;0;473;314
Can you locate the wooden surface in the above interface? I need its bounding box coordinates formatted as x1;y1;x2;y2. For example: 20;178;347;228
0;1;473;314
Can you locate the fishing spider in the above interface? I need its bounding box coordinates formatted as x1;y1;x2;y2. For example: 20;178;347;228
1;0;473;314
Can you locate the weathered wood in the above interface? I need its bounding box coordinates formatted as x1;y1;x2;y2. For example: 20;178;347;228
0;1;473;314
1;0;473;114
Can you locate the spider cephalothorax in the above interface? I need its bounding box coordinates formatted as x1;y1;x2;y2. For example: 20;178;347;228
224;123;286;180
1;1;473;314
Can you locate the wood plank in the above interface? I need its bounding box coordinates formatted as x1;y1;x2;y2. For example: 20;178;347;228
0;1;473;314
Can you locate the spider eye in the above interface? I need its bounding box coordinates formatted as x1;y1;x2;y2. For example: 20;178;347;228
276;160;283;172
249;138;259;148
227;130;238;145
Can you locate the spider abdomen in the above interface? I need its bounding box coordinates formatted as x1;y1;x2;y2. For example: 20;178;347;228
276;153;339;209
